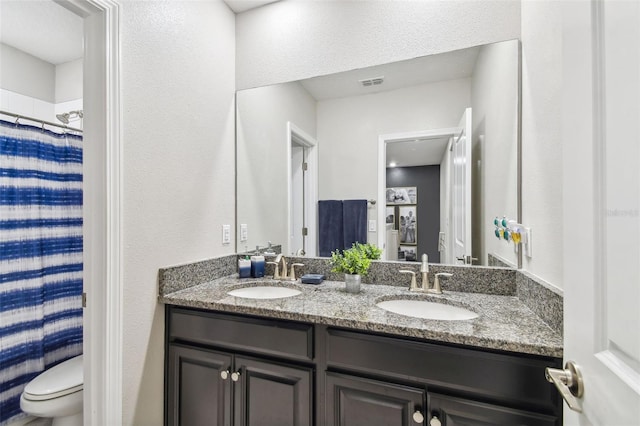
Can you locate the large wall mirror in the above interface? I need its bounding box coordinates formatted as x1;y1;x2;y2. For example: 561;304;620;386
236;39;520;268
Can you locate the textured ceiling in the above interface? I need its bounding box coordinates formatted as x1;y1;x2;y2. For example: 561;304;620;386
0;0;83;65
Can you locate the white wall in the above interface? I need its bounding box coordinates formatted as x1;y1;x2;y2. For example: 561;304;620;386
0;88;54;122
120;2;235;424
1;44;82;125
520;1;563;287
236;81;316;254
318;79;471;200
471;41;519;267
317;78;471;243
0;42;55;103
55;58;83;103
236;0;521;89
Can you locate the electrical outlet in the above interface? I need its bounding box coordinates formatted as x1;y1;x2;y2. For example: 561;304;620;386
240;224;248;242
222;224;231;245
368;219;376;232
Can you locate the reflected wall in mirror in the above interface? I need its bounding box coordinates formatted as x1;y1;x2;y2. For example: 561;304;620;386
237;39;520;267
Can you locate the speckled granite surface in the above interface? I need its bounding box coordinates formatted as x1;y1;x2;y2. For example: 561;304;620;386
488;253;517;269
517;270;564;336
159;255;237;294
261;256;518;295
160;275;563;358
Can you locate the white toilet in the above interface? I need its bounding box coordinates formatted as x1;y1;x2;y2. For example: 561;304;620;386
20;355;83;426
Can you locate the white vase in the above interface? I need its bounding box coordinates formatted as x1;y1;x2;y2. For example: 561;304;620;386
344;273;361;293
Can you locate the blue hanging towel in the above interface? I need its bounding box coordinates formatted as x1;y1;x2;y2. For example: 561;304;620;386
318;200;344;257
343;199;368;250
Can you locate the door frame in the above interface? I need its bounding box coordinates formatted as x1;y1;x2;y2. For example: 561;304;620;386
58;0;123;424
286;122;318;256
377;128;460;257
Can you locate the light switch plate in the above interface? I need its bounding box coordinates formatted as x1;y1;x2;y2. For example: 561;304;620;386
368;219;376;232
524;227;532;258
240;224;248;242
222;224;231;244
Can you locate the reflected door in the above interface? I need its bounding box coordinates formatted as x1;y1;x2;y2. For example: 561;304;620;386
290;144;306;255
452;108;472;264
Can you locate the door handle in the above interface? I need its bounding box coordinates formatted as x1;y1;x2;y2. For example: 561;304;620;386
545;361;584;412
456;255;478;264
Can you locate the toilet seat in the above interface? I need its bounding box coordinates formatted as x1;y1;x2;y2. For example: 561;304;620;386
23;355;83;401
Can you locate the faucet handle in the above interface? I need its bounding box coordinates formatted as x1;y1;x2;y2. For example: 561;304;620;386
433;272;453;294
289;263;304;281
266;261;280;279
399;270;418;290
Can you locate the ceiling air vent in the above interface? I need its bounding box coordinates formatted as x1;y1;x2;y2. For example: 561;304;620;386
359;76;384;87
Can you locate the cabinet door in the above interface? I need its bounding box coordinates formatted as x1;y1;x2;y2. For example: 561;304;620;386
233;356;313;426
428;393;559;426
167;344;232;426
326;372;427;426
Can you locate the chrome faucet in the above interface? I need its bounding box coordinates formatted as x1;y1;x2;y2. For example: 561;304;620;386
399;270;418;291
420;253;429;291
279;255;288;279
432;273;453;294
289;263;305;281
267;254;282;279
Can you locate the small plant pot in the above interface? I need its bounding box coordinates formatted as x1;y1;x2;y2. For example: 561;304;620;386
344;274;361;294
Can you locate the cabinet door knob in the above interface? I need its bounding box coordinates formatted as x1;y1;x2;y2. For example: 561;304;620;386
430;415;442;426
412;410;424;423
220;370;229;380
231;371;241;382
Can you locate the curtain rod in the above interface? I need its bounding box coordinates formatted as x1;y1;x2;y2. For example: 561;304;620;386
0;110;83;133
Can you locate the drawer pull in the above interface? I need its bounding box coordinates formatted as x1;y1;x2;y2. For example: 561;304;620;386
220;370;229;380
412;410;424;423
430;415;442;426
231;371;241;382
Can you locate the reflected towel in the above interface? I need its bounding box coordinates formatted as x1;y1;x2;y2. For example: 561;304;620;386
343;199;368;250
318;200;344;257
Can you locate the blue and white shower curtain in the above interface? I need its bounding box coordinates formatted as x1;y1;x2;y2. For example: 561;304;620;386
0;120;83;425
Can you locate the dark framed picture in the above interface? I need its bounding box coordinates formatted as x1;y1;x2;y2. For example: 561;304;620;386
385;207;395;224
386;187;417;205
399;205;417;244
400;245;417;261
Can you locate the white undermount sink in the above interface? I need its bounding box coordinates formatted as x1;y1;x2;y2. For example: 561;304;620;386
227;286;301;299
376;299;478;321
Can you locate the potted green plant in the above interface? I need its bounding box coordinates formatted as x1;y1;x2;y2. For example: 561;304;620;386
330;243;382;293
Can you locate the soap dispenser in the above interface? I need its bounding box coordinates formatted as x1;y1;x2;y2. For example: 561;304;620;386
238;256;251;278
250;254;265;278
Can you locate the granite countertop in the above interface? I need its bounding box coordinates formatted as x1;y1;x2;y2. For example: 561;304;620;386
160;275;563;358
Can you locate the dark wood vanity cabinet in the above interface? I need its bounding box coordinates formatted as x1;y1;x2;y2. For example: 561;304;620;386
325;372;427;426
428;392;557;426
165;307;314;426
165;306;562;426
167;345;232;425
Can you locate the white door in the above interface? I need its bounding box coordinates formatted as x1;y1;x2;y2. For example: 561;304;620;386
287;122;318;257
452;108;472;264
290;144;305;255
561;1;640;424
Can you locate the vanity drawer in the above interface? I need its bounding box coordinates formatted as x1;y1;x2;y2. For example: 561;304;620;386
325;328;561;415
168;306;314;362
